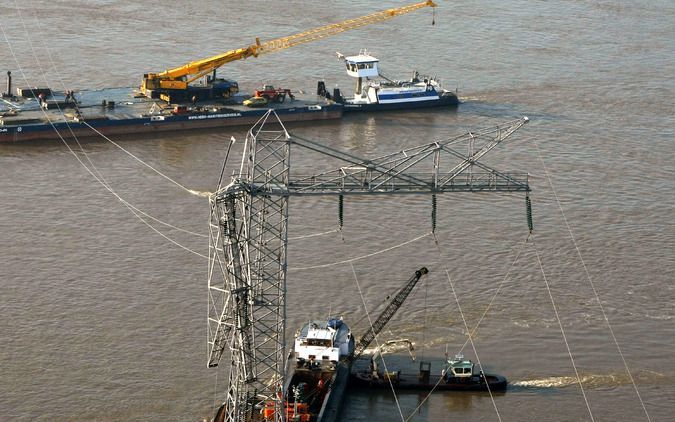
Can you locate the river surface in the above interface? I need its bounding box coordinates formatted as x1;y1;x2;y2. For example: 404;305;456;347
1;1;673;421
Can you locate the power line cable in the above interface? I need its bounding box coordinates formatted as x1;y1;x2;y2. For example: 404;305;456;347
532;137;652;421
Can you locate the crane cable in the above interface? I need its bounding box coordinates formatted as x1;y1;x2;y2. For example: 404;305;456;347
80;121;210;197
6;0;444;259
4;2;209;253
403;232;530;420
530;233;596;421
532;138;652;421
457;232;530;354
349;262;406;422
288;228;341;241
291;231;432;271
428;233;503;422
11;0;208;203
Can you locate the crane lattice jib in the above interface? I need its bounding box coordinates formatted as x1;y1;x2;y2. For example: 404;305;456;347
154;1;436;83
350;267;429;363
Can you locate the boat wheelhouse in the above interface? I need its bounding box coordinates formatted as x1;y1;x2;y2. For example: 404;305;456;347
294;317;354;365
443;353;475;380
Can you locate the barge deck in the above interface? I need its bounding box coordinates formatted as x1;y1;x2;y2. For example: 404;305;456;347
0;87;341;143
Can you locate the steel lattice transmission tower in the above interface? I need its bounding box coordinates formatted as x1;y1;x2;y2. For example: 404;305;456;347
208;112;291;422
207;110;531;422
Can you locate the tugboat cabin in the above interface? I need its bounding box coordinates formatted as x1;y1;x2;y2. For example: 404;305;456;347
344;52;380;79
444;353;475;381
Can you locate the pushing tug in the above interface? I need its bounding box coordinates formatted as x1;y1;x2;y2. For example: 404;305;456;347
318;50;459;111
347;265;506;392
351;351;508;392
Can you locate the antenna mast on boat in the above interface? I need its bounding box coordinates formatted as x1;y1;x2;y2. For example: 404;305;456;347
207;111;531;422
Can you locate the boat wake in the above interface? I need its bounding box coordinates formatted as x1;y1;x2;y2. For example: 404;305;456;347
512;370;667;389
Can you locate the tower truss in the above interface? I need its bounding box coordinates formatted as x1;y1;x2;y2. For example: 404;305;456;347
207;111;530;422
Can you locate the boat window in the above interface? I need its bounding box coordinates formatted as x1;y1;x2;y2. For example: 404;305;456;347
307;339;332;347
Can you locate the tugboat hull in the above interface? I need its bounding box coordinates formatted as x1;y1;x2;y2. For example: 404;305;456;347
342;92;459;112
350;371;508;392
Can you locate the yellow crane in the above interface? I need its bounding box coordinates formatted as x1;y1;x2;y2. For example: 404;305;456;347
141;1;436;102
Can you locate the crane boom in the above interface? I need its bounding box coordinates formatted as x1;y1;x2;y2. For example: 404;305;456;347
141;1;437;100
350;267;429;362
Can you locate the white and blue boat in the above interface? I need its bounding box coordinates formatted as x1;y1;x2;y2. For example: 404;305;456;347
319;50;459;111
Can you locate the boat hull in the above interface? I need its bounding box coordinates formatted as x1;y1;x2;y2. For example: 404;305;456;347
341;93;459;112
1;83;458;143
317;361;351;422
0;104;342;143
350;371;508;392
282;359;352;422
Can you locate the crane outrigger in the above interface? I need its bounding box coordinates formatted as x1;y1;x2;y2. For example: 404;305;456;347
140;1;437;103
